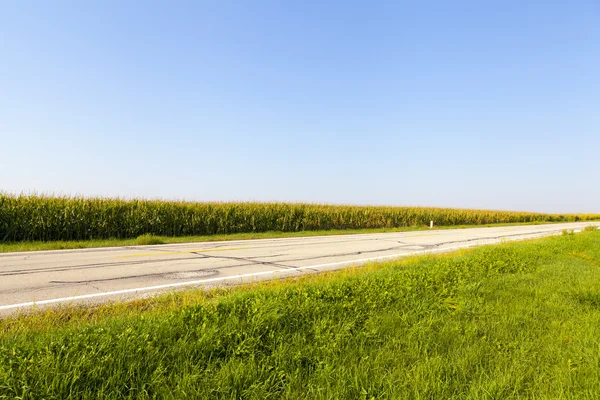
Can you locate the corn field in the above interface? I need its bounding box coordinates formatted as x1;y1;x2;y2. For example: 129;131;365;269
0;194;598;242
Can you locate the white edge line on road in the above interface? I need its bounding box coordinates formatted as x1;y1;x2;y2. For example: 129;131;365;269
1;231;565;312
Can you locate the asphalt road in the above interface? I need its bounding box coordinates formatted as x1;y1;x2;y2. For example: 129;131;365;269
1;222;598;314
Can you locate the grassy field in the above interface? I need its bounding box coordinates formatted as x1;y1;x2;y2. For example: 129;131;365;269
2;230;600;398
2;193;599;243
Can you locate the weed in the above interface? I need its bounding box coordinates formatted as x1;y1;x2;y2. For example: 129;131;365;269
134;234;166;245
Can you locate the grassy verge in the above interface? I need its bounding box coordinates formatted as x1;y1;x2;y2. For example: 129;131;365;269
2;231;600;398
0;220;581;253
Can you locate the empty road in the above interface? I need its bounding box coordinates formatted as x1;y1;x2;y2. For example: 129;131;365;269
1;222;598;314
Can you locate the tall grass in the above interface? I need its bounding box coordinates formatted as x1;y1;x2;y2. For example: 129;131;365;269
1;193;598;242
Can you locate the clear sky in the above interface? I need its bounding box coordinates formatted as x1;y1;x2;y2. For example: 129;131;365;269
1;1;598;213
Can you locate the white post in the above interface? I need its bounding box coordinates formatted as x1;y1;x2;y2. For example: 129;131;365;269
430;220;434;229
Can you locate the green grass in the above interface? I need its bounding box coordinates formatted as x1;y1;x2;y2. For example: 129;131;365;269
2;231;600;398
0;221;586;254
133;233;167;246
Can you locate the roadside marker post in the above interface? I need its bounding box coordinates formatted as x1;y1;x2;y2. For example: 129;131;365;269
430;221;434;229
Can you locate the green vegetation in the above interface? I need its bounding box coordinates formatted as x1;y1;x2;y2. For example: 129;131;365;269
2;231;600;398
133;233;166;246
1;193;599;243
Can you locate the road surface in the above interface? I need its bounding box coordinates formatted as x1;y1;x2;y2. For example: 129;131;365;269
1;222;598;314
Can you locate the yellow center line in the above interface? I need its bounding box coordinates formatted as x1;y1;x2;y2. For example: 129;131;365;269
402;233;441;238
118;246;250;258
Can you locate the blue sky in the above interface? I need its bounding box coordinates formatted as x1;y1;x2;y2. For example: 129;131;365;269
1;1;598;213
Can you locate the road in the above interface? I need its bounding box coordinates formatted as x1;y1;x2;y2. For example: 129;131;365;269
1;222;598;314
